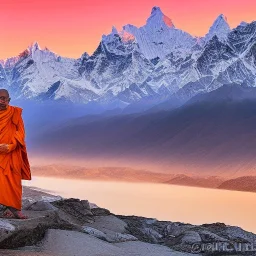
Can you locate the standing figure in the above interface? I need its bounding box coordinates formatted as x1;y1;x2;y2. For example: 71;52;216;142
0;89;31;219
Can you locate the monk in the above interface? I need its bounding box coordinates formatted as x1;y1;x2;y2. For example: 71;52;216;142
0;88;31;219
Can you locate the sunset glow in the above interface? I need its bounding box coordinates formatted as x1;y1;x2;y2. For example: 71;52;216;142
1;0;255;60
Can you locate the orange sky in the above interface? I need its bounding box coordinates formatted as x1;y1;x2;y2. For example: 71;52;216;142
1;0;255;60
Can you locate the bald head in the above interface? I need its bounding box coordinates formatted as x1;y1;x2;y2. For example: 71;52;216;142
0;89;10;111
0;89;10;98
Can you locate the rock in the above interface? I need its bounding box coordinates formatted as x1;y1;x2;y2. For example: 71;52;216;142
26;201;58;211
51;198;94;223
82;222;138;243
117;215;168;243
4;186;256;256
199;230;228;242
40;229;128;256
89;202;99;209
55;206;94;227
181;230;202;244
117;215;163;243
91;207;111;216
87;215;128;234
225;226;255;242
22;195;63;210
0;220;15;232
82;226;108;241
118;215;256;254
163;223;191;237
40;229;191;256
143;228;163;243
110;232;138;242
21;199;35;210
0;211;76;249
80;200;90;209
0;205;6;211
84;215;134;243
201;222;226;229
40;195;63;203
164;230;202;253
145;218;157;225
23;187;63;203
201;222;256;243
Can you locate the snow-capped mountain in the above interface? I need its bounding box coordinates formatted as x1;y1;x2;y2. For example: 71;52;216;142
0;6;255;108
204;14;231;43
80;30;156;104
123;6;198;59
2;42;101;103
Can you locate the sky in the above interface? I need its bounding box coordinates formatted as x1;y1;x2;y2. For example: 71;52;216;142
1;0;255;60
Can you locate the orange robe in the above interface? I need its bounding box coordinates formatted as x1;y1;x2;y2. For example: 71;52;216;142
0;105;31;210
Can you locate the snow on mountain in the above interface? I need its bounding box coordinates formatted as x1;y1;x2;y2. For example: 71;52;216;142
177;21;256;100
5;41;101;103
239;21;249;27
204;14;231;43
123;6;197;59
0;64;8;89
80;37;155;104
101;26;137;55
0;8;255;107
0;56;21;88
0;56;20;69
146;6;175;29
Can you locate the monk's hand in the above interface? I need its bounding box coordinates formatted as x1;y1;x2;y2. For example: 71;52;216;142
0;144;9;154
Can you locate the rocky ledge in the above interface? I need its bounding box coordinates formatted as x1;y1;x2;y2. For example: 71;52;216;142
0;186;255;256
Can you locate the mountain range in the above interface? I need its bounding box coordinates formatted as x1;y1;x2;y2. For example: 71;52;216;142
31;164;256;193
29;84;256;177
1;6;255;111
1;6;256;178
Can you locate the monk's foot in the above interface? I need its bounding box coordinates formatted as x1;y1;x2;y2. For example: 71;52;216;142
8;207;28;219
0;207;28;219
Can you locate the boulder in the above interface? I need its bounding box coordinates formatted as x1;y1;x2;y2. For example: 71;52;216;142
108;232;138;242
91;207;111;216
51;198;94;223
26;201;58;211
181;230;202;244
163;222;193;237
0;212;76;249
82;226;108;241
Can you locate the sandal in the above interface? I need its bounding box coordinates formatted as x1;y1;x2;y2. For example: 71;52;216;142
0;207;28;219
8;207;28;219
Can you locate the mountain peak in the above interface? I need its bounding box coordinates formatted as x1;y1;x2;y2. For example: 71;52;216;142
147;6;175;28
151;6;163;15
239;21;248;27
31;41;41;50
27;41;41;55
204;14;231;42
211;14;230;30
111;26;118;35
216;14;228;23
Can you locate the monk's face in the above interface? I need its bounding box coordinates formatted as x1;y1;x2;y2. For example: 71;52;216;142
0;91;10;111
